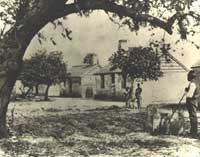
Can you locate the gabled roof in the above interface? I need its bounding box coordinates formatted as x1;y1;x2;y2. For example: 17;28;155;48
68;64;101;77
94;65;121;75
95;52;189;75
159;53;189;72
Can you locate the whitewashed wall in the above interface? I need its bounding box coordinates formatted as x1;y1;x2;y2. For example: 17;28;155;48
81;74;97;98
95;71;188;107
136;72;188;106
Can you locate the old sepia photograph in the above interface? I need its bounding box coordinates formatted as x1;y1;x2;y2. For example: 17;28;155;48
0;0;199;156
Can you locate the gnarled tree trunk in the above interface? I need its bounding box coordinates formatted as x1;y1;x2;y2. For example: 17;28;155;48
0;55;21;138
0;81;16;137
0;0;65;138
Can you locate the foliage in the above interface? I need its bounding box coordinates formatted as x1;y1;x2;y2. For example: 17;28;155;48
94;91;126;101
0;0;30;38
19;58;40;89
19;50;67;93
0;0;72;43
109;47;163;82
38;51;67;86
0;0;200;44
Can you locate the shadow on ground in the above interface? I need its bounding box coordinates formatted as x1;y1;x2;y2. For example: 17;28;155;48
0;105;178;157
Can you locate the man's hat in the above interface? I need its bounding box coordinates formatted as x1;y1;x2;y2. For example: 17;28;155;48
187;70;196;81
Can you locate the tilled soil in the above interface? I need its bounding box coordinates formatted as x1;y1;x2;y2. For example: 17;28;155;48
0;98;199;157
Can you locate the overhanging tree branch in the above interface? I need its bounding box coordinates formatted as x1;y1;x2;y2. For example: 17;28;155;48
52;1;174;34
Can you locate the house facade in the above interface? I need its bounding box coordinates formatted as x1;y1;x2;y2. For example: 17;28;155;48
60;64;101;98
95;52;189;106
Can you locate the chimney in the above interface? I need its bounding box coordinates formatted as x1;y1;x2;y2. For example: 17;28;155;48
91;53;99;65
83;53;99;65
118;39;128;51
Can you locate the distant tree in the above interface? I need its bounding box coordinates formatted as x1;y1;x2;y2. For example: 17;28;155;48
18;60;38;98
19;50;67;100
41;51;67;100
109;47;163;96
19;51;46;97
83;53;99;65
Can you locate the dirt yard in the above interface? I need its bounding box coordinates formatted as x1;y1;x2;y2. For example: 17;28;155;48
0;98;199;157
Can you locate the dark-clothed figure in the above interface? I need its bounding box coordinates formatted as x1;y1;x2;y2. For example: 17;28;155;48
135;83;142;109
185;70;200;137
111;83;116;98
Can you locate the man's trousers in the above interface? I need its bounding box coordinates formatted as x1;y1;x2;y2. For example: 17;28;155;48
186;98;198;136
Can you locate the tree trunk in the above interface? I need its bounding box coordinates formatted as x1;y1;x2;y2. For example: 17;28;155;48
44;85;50;101
0;107;8;138
130;79;135;99
24;87;32;97
0;0;67;138
0;71;20;138
35;84;39;96
21;86;31;98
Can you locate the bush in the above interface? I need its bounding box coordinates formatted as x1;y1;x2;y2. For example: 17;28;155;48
94;91;125;101
60;89;81;98
112;92;126;101
94;93;110;100
61;93;81;98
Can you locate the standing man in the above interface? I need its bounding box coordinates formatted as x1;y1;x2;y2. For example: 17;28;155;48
135;83;142;109
185;70;199;137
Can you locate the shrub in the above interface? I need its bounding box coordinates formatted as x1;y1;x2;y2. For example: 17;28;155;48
94;91;126;102
59;89;81;98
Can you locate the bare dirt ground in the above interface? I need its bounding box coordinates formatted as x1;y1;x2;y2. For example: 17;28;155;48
0;98;200;157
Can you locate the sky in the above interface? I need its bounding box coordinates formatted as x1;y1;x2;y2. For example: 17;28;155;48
24;10;200;69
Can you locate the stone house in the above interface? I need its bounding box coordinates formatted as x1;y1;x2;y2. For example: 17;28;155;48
60;64;101;98
94;52;189;106
61;54;101;98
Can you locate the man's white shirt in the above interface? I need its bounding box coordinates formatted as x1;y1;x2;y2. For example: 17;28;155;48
186;82;196;98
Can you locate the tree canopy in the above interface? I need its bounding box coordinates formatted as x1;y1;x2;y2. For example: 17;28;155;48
19;50;67;100
109;47;163;83
0;0;200;47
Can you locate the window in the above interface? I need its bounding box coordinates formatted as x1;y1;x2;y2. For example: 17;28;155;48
101;75;105;89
